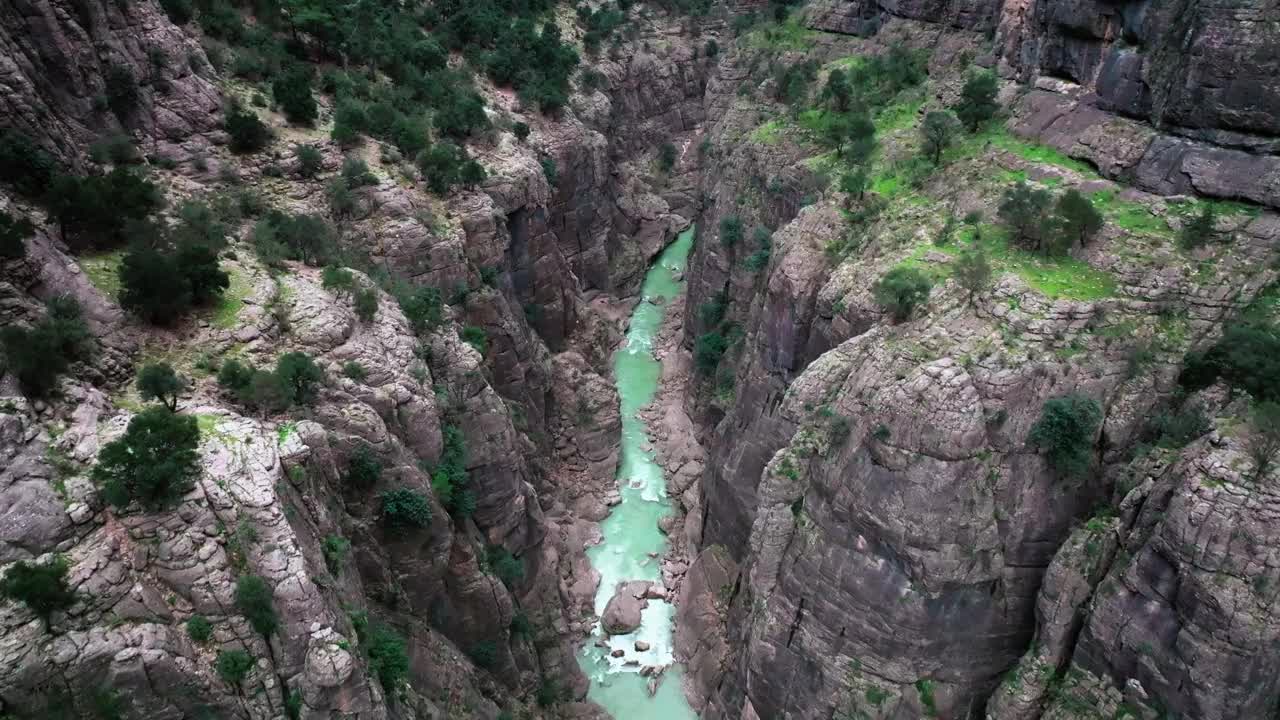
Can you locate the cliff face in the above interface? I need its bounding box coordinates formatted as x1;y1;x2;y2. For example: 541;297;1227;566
675;3;1280;719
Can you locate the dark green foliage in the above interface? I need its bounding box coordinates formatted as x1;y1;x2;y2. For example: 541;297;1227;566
295;144;323;177
416;142;485;194
285;690;302;720
0;556;75;623
187;614;213;643
104;64;139;119
844;43;928;108
276;351;323;404
225;105;273;154
0;295;90;397
1179;319;1280;403
838;167;869;201
535;677;562;707
273;64;317;125
431;424;473;516
1028;394;1103;478
0;130;57;197
173;199;231;250
1055;189;1104;247
479;21;578;113
998;181;1053;251
354;287;378;322
954;70;999;132
704;39;719;58
89;134;140;165
0;209;35;259
341;157;377;187
321;266;355;296
331;98;366;146
343;360;367;380
540;157;558;186
509;610;532;636
469;640;498;668
695;332;728;374
1247;401;1280;479
513;122;531;141
321;534;350;574
44;167;163;248
346;443;382;488
234;574;278;637
657;142;678;173
137;362;184;411
94;407;201;511
812;109;876;161
1152;402;1210;448
251;210;335;267
461;325;487;354
91;685;125;720
773;60;818;108
919;111;959;165
159;0;193;24
719;215;743;246
380;487;432;530
1179;204;1216;250
119;236;228;324
953;248;992;305
486;545;524;588
364;622;409;692
396;285;444;333
872;267;933;321
215;649;254;685
579;3;626;54
821;68;852;112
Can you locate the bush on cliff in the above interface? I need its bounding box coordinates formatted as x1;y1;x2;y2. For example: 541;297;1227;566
93;406;201;511
0;556;75;624
872;266;932;321
1028;394;1102;478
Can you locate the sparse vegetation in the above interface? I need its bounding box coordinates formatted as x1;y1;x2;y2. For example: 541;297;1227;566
215;649;255;686
380;488;432;531
234;574;279;637
0;555;75;624
187;614;213;643
954;70;999;132
136;362;185;411
873;267;932;321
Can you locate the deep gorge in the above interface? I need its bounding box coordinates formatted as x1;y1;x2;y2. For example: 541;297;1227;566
0;0;1278;719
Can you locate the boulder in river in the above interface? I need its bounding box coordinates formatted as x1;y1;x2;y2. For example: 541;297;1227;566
601;580;651;635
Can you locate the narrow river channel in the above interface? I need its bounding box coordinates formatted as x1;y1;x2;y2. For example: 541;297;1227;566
576;228;699;719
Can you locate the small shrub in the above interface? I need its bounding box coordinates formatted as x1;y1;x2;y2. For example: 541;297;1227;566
0;209;35;259
321;534;350;575
295;144;323;178
380;488;432;530
872;267;933;321
215;649;254;685
346;443;382;487
719;215;742;246
1028;394;1103;478
104;64;139;119
1055;189;1104;247
397;285;444;333
461;325;487;354
513;122;530;141
234;574;278;637
364;622;409;691
275;351;324;405
94;407;200;511
0;131;57;197
919;111;959;165
353;287;378;322
343;361;367;381
0;295;90;397
0;556;75;623
159;0;193;24
187;614;213;643
954;69;999;132
1179;204;1216;250
469;640;498;669
694;331;728;374
1153;403;1210;448
486;545;524;588
272;64;317;125
657;142;677;173
540;157;558;186
225;105;273;154
322;266;355;296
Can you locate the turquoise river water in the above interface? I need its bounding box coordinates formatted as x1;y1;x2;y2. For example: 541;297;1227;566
575;228;699;719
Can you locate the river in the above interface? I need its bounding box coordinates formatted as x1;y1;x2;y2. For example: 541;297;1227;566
575;227;699;719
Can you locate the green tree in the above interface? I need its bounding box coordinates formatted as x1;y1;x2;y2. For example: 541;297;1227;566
119;244;193;325
331;98;366;146
364;622;409;691
295;144;323;178
275;352;324;405
352;287;378;322
215;649;255;686
657;142;678;173
176;242;230;305
1054;189;1104;247
136;362;184;411
1246;401;1280;481
838;167;869;202
397;285;443;333
998;181;1053;251
919;111;960;165
0;209;35;259
1178;319;1280;402
513;122;531;141
104;64;139;120
0;556;75;625
872;267;933;321
380;488;432;531
694;331;728;374
953;248;992;305
1028;394;1102;478
0;296;89;397
954;70;999;132
321;266;355;296
172;199;230;251
0;130;57;197
821;68;852;112
44;168;163;248
226;105;273;154
94;407;201;511
719;215;743;246
321;534;350;574
1179;203;1216;250
234;574;278;637
273;64;318;125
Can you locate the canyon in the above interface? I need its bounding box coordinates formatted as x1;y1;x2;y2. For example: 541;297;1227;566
0;0;1277;719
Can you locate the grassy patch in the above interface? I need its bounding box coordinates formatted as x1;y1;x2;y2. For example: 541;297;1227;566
988;132;1098;176
875;96;923;134
747;16;815;52
751;119;785;145
79;249;126;300
211;266;252;329
1091;190;1171;238
968;225;1116;300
